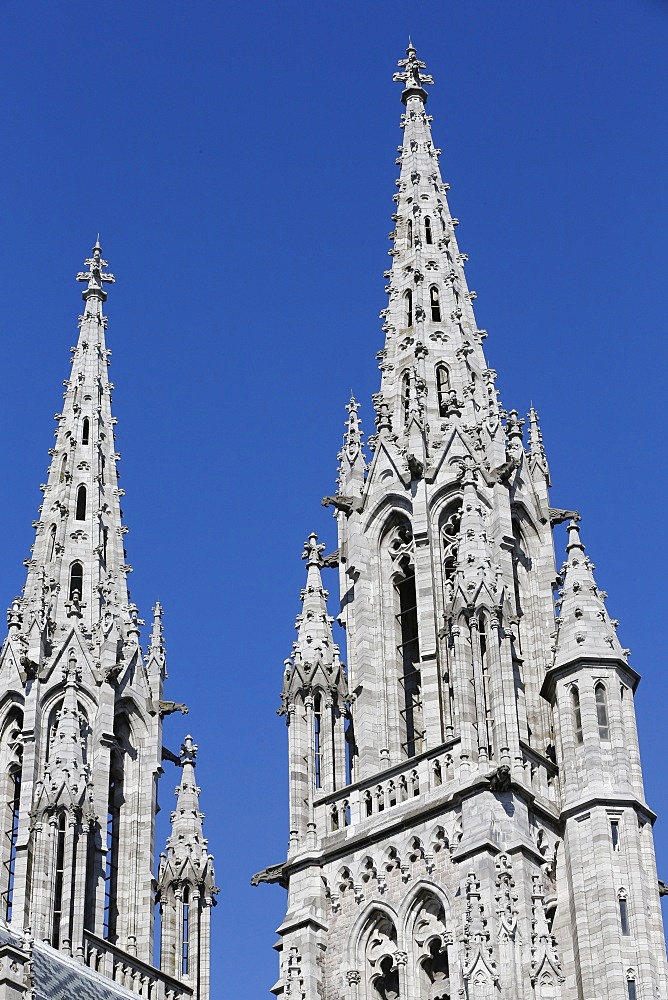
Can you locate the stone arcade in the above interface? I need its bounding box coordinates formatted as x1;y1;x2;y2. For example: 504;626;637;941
0;244;216;998
254;44;668;1000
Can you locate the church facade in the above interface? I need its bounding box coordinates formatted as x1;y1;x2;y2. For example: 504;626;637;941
256;45;668;1000
0;244;216;998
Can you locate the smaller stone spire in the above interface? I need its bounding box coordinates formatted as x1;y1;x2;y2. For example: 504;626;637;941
553;520;626;670
337;397;366;496
36;652;88;813
527;406;550;483
280;534;347;713
393;40;434;103
452;459;501;610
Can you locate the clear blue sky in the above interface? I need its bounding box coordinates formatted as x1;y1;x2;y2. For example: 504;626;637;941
1;2;667;996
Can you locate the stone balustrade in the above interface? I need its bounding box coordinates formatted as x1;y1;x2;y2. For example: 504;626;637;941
84;931;193;999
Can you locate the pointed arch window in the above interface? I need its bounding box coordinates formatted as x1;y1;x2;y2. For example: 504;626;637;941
595;683;610;740
69;562;83;601
59;455;68;483
404;289;413;328
424;216;433;244
47;524;57;563
181;884;190;975
395;557;423;758
627;976;637;1000
0;711;23;923
618;891;630;935
344;713;356;786
407;219;413;248
52;812;67;948
75;484;87;520
313;693;322;790
436;364;450;417
430;285;442;322
102;526;109;565
571;686;583;745
81;417;90;445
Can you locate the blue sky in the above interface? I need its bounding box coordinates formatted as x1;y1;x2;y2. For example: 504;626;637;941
1;1;667;996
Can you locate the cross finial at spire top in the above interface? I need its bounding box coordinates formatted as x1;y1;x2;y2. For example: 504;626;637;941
302;532;325;567
393;40;434;102
180;734;198;766
76;238;115;299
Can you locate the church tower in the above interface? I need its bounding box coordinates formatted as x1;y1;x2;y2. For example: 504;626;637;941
0;243;215;999
255;44;668;1000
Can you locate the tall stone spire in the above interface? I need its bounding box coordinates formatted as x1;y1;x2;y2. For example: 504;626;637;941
261;43;668;1000
0;239;214;996
20;240;129;641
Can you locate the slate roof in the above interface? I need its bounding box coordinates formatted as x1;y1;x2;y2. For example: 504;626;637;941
32;944;138;1000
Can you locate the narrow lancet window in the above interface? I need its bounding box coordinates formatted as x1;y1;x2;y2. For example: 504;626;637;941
571;686;583;745
611;820;620;851
81;417;90;445
75;484;86;520
69;562;83;601
395;560;423;758
404;289;413;327
52;812;67;948
436;364;450;417
627;979;637;1000
596;683;609;740
314;694;322;790
59;455;68;483
424;216;433;244
5;771;20;922
619;895;630;936
407;219;413;248
430;285;441;322
47;524;57;563
104;762;122;943
182;885;190;975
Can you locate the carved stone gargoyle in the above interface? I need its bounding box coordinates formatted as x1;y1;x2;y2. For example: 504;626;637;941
322;549;340;569
251;862;287;888
487;765;512;793
548;508;581;526
322;495;362;516
159;700;189;717
407;453;424;480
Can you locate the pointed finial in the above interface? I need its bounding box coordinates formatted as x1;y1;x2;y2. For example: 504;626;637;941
180;734;198;766
566;517;584;553
393;41;434;102
149;600;165;654
302;532;325;567
77;240;115;299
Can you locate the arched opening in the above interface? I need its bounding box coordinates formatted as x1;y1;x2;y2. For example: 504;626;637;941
395;556;422;758
404;289;413;328
571;686;583;745
59;455;68;483
407;219;413;248
314;693;322;790
81;417;90;445
362;912;398;1000
47;524;57;562
182;885;190;975
75;485;87;521
429;286;441;322
52;812;67;948
424;216;433;244
436;365;450;417
69;562;83;602
0;711;23;923
345;713;356;786
103;717;134;944
619;892;630;935
595;683;609;740
102;526;109;565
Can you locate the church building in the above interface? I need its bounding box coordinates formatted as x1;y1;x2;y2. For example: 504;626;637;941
0;243;216;998
254;44;668;1000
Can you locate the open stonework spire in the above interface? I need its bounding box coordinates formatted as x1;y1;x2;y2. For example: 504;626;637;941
260;44;668;1000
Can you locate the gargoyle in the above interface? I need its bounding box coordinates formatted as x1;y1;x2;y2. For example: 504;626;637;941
548;508;581;526
251;863;287;888
159;700;189;717
322;549;340;569
407;453;424;480
161;746;181;766
322;495;362;516
487;765;512;793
